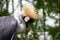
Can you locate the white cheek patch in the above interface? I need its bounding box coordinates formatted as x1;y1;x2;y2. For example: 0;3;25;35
24;17;30;22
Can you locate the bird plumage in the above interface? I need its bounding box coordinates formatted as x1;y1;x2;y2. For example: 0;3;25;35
22;6;38;19
13;0;38;33
22;0;38;19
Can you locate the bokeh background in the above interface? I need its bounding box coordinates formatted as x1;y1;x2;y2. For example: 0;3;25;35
0;0;60;40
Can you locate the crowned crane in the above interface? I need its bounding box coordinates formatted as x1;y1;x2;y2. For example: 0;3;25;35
0;1;38;40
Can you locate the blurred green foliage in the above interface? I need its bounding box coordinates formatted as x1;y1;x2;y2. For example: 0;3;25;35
0;9;10;16
0;0;10;16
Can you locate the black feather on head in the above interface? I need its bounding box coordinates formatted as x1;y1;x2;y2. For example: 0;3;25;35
22;16;34;26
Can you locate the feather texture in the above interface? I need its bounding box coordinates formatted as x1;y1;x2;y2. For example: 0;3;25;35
22;1;38;19
23;6;38;19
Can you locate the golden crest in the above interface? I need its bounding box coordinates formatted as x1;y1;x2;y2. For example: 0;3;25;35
23;6;38;19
